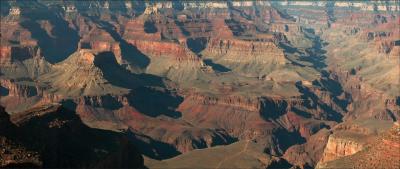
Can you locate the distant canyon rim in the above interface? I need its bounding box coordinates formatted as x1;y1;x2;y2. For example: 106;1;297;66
0;1;399;169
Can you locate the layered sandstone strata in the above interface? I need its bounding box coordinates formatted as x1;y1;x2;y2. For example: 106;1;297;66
318;133;365;164
317;122;400;169
204;38;286;64
0;1;398;168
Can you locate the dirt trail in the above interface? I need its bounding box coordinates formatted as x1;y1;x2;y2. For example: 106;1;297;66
215;140;250;169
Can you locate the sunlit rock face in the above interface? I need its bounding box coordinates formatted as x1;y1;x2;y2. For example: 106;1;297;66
0;1;399;168
319;134;365;163
316;122;400;169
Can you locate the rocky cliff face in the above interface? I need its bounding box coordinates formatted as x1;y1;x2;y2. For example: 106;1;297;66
283;128;331;168
119;106;235;156
38;49;136;97
204;38;286;64
176;91;338;156
315;119;394;167
1;1;398;168
322;10;399;122
318;133;365;164
332;70;399;121
317;122;400;169
0;79;37;98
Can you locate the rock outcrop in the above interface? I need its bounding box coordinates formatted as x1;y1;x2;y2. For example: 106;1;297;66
0;16;51;79
203;38;286;67
38;50;131;96
283;129;331;168
1;1;399;168
317;122;400;169
318;132;366;164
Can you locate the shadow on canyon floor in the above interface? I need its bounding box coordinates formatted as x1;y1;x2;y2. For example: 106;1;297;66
203;59;231;73
302;28;328;70
295;81;343;122
92;17;150;70
0;86;9;96
186;37;208;54
319;71;351;112
5;104;144;168
174;20;191;37
274;128;307;154
20;4;79;63
128;87;183;118
94;52;183;118
144;20;158;33
94;51;164;89
259;97;288;120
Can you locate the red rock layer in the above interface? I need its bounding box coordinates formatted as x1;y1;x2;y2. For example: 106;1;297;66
317;123;400;169
127;40;199;62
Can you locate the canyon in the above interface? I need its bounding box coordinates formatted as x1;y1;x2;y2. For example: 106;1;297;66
0;104;144;168
0;1;399;169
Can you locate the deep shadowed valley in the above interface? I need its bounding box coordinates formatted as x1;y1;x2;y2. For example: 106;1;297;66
0;1;399;169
